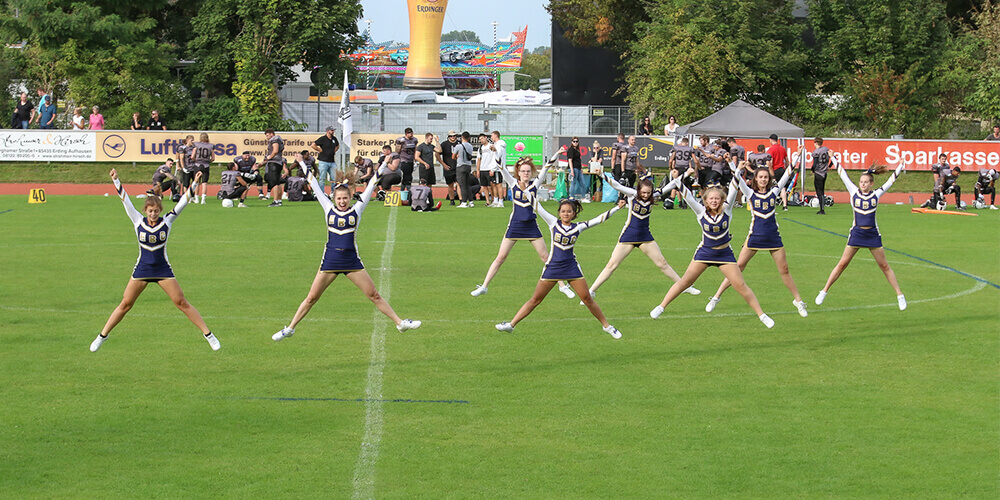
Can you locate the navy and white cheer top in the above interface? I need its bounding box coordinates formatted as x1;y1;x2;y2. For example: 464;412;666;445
734;166;793;250
536;203;620;281
496;163;550;240
603;174;682;244
837;161;904;248
309;166;380;272
114;178;196;280
679;182;739;265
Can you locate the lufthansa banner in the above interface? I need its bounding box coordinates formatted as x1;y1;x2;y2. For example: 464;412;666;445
94;131;321;163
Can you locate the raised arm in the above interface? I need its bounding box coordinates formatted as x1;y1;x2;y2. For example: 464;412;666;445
724;179;739;216
602;172;637;198
734;171;753;198
111;173;142;225
496;162;517;185
530;162;551;190
535;202;557;228
875;163;906;198
774;163;794;192
680;186;705;218
578;205;621;232
354;170;381;215
835;159;857;196
657;176;683;197
306;171;335;213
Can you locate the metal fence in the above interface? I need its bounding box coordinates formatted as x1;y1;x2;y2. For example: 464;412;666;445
282;102;641;139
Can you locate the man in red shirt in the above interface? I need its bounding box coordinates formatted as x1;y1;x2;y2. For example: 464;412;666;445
767;133;789;210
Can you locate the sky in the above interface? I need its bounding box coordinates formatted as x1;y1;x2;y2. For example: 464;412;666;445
357;0;552;51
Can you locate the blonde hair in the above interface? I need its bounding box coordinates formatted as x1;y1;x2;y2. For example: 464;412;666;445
199;132;209;142
143;195;163;210
514;157;537;178
334;170;357;194
702;186;726;215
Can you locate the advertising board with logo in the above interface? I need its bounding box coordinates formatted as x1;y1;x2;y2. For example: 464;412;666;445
556;136;675;169
0;131;96;161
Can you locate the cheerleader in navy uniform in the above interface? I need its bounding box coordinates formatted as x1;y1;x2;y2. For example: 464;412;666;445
816;160;907;310
90;170;220;352
272;163;420;341
705;161;808;317
495;199;624;339
471;152;576;299
587;173;700;299
650;182;774;328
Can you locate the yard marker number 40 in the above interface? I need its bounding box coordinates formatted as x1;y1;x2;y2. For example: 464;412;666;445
29;188;46;204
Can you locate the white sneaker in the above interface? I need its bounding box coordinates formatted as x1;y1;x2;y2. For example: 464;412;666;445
650;305;664;319
205;333;221;351
793;300;808;318
759;313;775;328
495;321;514;332
897;294;907;311
471;284;488;297
581;198;591;203
90;334;107;352
991;205;998;210
705;296;720;313
683;286;701;295
397;319;421;332
559;283;575;299
200;198;206;205
457;202;468;208
603;324;622;339
497;200;505;208
237;202;247;208
272;326;294;341
815;290;827;305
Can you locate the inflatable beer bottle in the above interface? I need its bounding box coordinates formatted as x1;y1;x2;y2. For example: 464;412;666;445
403;0;448;89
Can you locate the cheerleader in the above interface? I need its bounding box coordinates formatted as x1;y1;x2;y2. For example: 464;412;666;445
587;173;700;299
816;160;907;309
471;152;576;299
90;170;220;352
495;200;624;339
650;182;774;328
705;162;808;317
272;166;421;341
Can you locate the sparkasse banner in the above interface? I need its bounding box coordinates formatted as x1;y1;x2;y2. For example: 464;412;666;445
739;138;999;171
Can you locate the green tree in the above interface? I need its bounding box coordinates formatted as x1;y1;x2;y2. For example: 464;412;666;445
516;48;550;90
189;0;364;130
622;0;808;124
441;30;481;44
965;0;1000;125
547;0;650;54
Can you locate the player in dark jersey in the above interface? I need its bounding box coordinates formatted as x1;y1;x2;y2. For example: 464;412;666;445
494;199;624;339
219;162;250;207
353;156;375;196
975;168;999;209
191;133;215;205
149;158;177;198
271;167;421;341
91;169;220;352
233;151;265;200
396;127;419;191
927;153;963;210
803;138;832;214
610;133;626;183
816;160;907;310
264;128;287;207
175;135;196;199
650;182;774;328
669;137;700;201
436;131;460;204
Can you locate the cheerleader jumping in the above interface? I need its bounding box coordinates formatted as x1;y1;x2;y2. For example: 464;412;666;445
705;162;808;317
816;160;907;310
587;173;700;300
272;165;421;341
650;182;774;328
495;199;624;339
471;152;576;299
91;170;220;352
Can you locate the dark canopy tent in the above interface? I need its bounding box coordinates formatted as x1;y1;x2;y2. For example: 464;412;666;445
674;100;804;138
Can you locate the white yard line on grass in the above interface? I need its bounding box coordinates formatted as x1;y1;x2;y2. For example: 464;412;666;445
351;208;397;500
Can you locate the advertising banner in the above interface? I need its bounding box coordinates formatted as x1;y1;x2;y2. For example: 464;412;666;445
734;138;1000;172
504;135;543;166
350;133;401;163
93;131;321;163
0;130;96;161
556;136;675;169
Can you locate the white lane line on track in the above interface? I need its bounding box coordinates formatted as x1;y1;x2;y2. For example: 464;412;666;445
351;207;396;500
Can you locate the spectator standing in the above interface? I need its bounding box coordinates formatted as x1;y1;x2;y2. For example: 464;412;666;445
416;132;438;186
476;133;495;206
14;92;34;129
89;106;105;130
664;115;678;136
986;125;1000;141
395;127;418;191
767;133;789;209
311;125;340;196
263;128;287;207
455;131;476;208
567;137;587;202
130;112;143;130
639;117;653;135
71;107;85;130
36;96;56;129
489;131;507;207
436;130;460;204
147;110;166;130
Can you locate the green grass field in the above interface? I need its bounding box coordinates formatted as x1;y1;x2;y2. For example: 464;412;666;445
1;193;997;498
